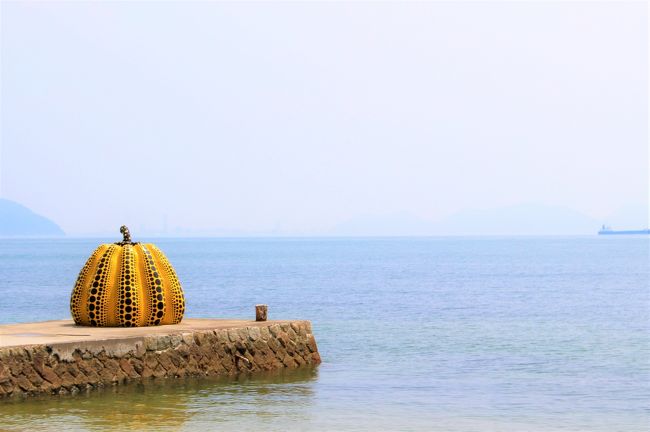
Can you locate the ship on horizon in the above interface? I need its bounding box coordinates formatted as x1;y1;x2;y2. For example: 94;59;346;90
598;225;650;235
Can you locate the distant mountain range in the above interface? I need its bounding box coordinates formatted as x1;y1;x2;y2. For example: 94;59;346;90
0;198;64;237
0;199;645;237
332;203;647;236
432;204;599;236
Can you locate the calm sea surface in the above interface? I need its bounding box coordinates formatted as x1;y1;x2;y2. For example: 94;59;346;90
0;237;648;431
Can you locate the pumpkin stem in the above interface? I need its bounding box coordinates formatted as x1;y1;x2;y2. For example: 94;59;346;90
117;225;135;245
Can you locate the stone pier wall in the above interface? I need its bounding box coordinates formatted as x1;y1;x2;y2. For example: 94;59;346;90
0;320;320;398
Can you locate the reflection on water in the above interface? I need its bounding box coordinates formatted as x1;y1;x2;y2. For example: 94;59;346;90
0;367;318;431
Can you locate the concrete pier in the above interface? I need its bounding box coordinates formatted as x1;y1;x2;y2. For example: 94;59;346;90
0;319;320;399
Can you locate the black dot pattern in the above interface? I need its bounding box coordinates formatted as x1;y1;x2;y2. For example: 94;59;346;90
70;246;103;325
148;244;185;324
87;245;117;327
70;241;185;327
117;244;140;327
141;245;165;326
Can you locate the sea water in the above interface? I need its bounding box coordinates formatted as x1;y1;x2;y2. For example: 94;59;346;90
0;237;648;431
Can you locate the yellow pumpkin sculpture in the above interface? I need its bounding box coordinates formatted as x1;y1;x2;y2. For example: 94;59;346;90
70;226;185;327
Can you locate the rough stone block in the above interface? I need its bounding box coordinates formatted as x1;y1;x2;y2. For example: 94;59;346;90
0;319;320;399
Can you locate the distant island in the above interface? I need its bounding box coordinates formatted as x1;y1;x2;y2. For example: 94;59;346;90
0;198;64;237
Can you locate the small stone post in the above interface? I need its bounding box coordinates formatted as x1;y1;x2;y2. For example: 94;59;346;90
256;304;268;321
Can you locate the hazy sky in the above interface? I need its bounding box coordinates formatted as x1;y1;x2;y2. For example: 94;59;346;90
1;1;647;235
